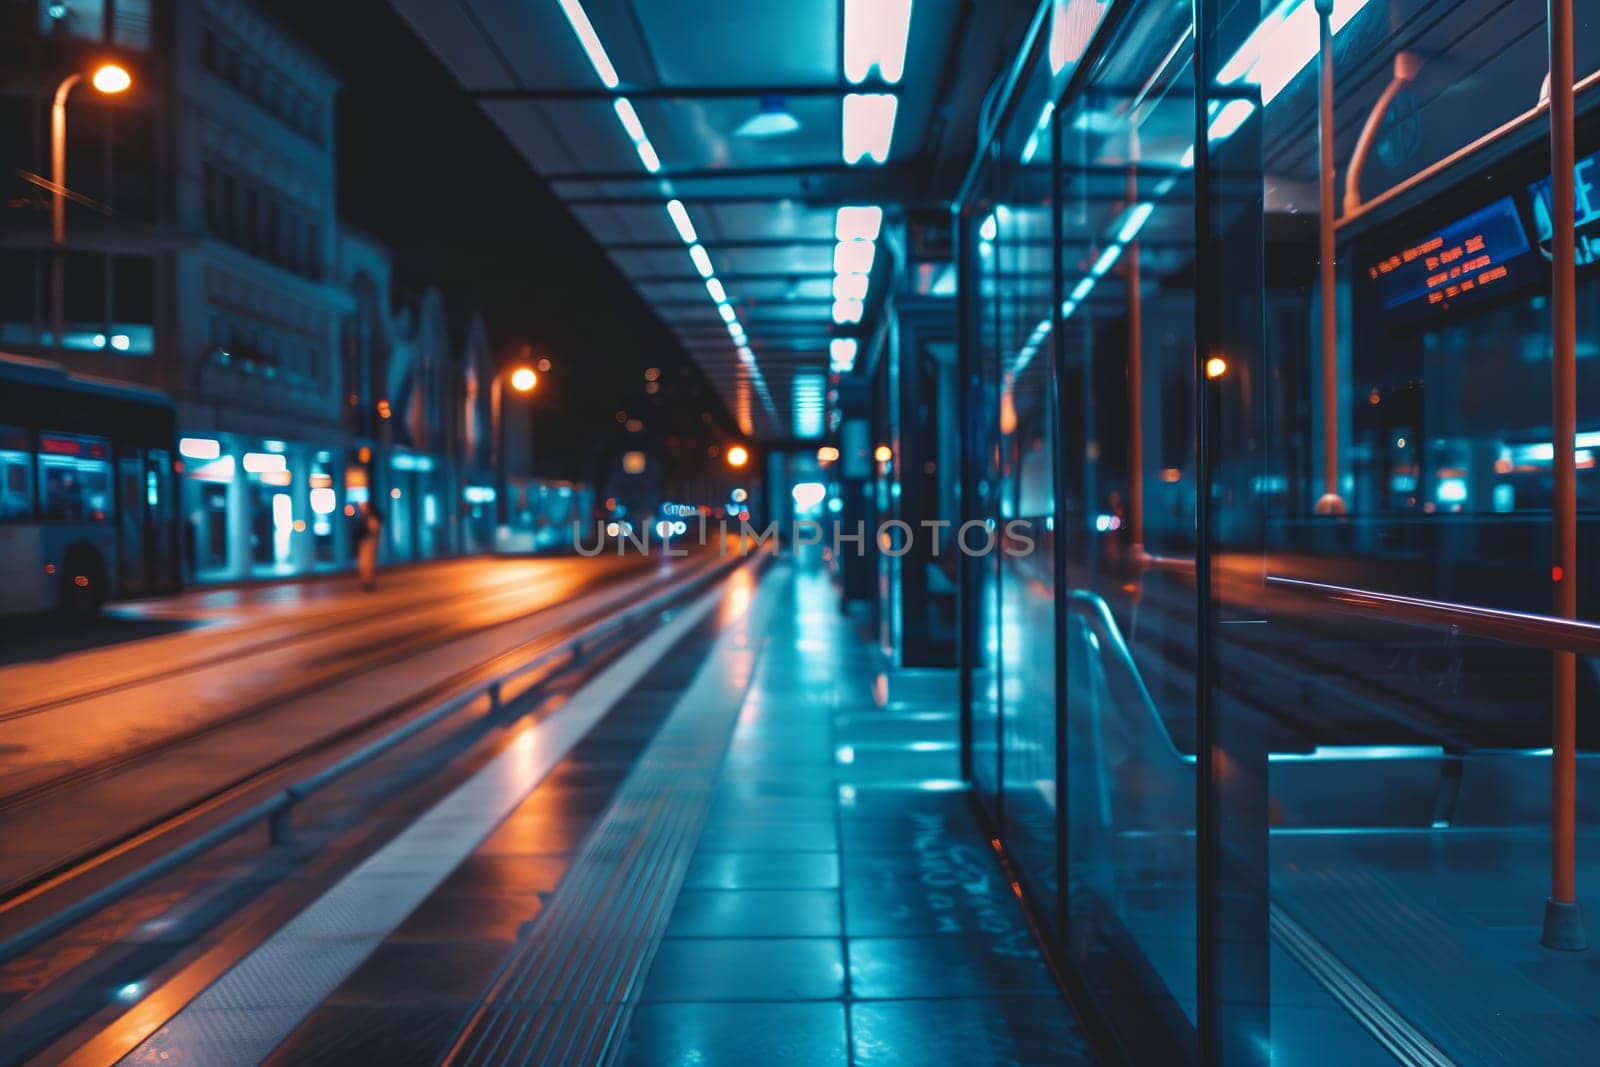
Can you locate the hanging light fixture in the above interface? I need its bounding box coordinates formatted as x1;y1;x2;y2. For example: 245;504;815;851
735;96;802;139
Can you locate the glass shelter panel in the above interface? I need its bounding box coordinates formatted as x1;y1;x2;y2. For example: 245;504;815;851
993;54;1064;931
1056;0;1201;1056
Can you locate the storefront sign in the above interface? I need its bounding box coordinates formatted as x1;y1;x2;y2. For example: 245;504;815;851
1527;148;1600;267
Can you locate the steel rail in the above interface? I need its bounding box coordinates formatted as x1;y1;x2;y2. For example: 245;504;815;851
1265;575;1600;658
0;552;754;966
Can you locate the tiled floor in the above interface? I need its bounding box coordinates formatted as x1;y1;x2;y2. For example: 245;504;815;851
265;561;1091;1065
620;564;1092;1066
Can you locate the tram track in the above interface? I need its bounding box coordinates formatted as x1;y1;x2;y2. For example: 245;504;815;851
0;560;608;723
0;553;731;911
0;556;656;816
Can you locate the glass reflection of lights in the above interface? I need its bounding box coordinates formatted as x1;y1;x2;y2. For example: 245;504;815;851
179;437;220;460
792;481;827;511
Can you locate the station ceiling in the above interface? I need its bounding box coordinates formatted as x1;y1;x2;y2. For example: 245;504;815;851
387;0;1018;441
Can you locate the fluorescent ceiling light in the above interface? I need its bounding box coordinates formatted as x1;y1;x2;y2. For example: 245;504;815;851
1090;243;1122;277
833;299;865;325
1207;98;1256;143
792;374;826;438
1050;0;1103;75
1071;277;1094;301
667;199;697;243
844;0;914;84
834;240;876;275
738;345;755;362
842;93;898;165
735;96;802;138
558;0;781;429
1220;0;1371;106
1117;202;1155;243
836;205;884;242
833;274;869;301
978;213;997;241
1021;101;1055;165
689;245;714;277
831;338;859;371
556;0;619;89
613;97;645;141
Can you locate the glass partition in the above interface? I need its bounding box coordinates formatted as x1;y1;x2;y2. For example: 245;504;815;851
1058;0;1203;1055
962;0;1599;1060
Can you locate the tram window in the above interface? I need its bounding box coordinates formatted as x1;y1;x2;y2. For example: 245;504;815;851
0;427;32;521
37;434;113;524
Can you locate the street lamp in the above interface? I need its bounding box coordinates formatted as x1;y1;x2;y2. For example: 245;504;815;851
491;358;539;525
51;62;132;358
726;445;750;469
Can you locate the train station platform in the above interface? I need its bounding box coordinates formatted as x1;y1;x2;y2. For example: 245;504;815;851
37;559;1089;1065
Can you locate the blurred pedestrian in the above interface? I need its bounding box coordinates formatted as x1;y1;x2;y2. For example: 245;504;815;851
355;501;383;591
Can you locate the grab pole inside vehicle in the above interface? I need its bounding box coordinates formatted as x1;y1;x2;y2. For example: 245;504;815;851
1541;0;1585;953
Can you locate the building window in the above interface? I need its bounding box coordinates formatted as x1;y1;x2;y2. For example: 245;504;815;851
243;185;260;254
201;161;217;230
200;22;326;145
265;199;280;264
220;172;237;241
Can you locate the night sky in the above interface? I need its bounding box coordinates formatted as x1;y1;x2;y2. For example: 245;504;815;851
271;0;736;486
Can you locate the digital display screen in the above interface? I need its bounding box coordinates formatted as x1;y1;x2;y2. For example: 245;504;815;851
1527;148;1600;267
1366;196;1531;315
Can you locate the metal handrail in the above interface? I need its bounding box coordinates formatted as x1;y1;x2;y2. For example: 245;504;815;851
1134;553;1600;657
0;553;754;966
1265;575;1600;658
1066;588;1187;763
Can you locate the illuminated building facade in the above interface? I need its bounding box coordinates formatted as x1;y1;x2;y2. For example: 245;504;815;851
0;0;519;582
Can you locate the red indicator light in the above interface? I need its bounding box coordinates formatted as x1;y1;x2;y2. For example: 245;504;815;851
40;435;81;455
1553;566;1565;583
44;563;56;575
74;575;89;588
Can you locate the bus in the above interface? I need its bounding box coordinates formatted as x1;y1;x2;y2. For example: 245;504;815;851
0;353;180;614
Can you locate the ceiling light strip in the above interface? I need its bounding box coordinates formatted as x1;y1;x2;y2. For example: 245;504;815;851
1056;0;1373;329
556;0;776;425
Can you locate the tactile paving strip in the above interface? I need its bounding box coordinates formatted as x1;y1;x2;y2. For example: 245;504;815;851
444;570;783;1066
115;579;738;1067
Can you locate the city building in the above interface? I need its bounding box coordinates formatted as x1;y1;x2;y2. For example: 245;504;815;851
0;0;544;584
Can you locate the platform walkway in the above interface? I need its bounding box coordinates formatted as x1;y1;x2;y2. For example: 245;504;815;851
123;558;1091;1065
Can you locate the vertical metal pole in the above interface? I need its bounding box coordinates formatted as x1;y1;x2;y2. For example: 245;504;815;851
1126;144;1145;559
1051;98;1071;942
491;372;505;526
1541;0;1586;952
50;74;80;360
1313;0;1345;516
956;203;975;782
1193;0;1221;1052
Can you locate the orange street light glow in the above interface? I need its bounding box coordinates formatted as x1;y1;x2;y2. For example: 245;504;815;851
510;367;538;392
874;444;893;463
726;445;750;468
92;64;132;94
1205;357;1228;379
